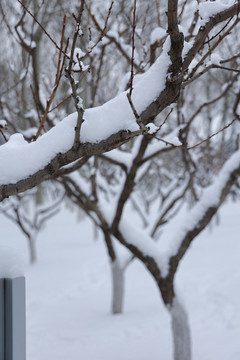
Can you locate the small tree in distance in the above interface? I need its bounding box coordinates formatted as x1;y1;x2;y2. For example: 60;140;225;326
0;183;64;263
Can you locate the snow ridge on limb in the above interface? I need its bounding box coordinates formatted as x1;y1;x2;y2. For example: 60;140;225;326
182;2;240;72
0;38;170;200
167;149;240;278
0;2;239;202
112;149;240;280
0;129;141;202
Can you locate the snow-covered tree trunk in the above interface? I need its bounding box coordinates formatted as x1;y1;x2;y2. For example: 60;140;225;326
28;235;37;264
111;260;125;314
168;297;191;360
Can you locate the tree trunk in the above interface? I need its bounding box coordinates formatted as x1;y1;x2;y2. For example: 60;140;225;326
111;260;125;314
28;236;37;264
168;297;191;360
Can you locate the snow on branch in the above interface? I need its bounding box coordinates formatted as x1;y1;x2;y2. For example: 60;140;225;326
166;149;240;277
183;2;240;72
0;41;171;201
0;1;239;203
112;149;240;278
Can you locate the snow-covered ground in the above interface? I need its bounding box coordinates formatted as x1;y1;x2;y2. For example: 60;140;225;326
1;200;240;360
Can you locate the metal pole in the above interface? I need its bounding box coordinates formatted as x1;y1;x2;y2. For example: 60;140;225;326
0;279;4;360
0;277;26;360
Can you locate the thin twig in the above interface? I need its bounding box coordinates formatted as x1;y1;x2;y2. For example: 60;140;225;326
0;129;7;142
220;53;240;64
212;65;240;73
34;18;69;141
149;134;182;148
183;3;240;72
0;73;27;97
17;0;70;59
49;95;72;113
85;2;142;72
149;118;237;151
204;16;233;45
155;0;161;27
0;3;16;39
65;1;85;150
129;0;137;97
126;93;139;120
55;156;90;177
184;65;233;87
151;108;174;136
178;0;188;22
126;93;148;133
126;0;147;133
84;1;114;55
188;17;240;79
187;118;237;150
55;15;66;86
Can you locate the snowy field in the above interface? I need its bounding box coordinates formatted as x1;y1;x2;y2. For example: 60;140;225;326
1;200;240;360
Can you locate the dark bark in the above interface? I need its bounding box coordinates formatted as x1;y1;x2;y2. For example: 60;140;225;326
183;3;240;72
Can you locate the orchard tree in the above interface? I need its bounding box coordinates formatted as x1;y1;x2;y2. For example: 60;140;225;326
0;1;240;360
0;182;64;263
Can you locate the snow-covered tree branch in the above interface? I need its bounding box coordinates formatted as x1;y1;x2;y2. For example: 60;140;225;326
0;1;239;202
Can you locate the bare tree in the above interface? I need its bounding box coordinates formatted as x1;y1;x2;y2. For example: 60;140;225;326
0;183;64;263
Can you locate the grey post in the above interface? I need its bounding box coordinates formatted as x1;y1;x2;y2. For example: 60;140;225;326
0;278;4;360
0;277;26;360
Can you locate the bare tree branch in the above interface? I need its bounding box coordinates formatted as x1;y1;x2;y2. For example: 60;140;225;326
183;3;240;72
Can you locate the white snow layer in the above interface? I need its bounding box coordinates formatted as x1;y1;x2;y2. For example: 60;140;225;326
199;1;236;24
164;149;240;266
119;215;169;276
0;39;171;186
119;149;240;278
0;245;26;278
150;27;166;45
0;119;7;128
1;200;238;360
207;53;222;66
